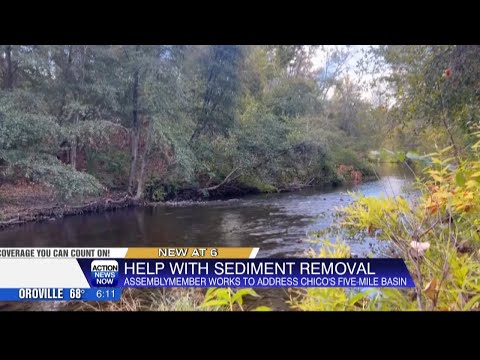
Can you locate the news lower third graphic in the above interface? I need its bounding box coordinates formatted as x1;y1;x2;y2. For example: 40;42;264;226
0;247;414;301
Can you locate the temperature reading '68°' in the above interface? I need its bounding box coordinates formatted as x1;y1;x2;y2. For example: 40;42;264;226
70;289;85;299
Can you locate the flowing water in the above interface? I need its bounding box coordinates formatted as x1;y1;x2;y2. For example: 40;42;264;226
0;163;415;258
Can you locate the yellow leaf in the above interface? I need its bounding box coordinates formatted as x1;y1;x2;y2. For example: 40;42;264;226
456;203;472;213
465;180;479;189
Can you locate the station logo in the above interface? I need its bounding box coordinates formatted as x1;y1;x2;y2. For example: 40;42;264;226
91;260;119;287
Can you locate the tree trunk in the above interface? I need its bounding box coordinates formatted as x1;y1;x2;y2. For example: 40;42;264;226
134;149;147;200
128;129;139;194
71;136;77;169
134;117;153;201
128;64;140;195
70;113;78;170
70;46;87;171
72;46;89;171
5;45;13;90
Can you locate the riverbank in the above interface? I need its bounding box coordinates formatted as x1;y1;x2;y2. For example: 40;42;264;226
0;173;377;230
0;184;313;230
0;183;135;230
0;164;417;311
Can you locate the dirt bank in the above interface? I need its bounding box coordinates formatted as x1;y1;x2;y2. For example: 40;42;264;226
0;176;361;230
0;183;135;230
0;181;317;230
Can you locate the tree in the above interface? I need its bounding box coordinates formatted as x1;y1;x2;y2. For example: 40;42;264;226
315;45;352;101
189;45;245;142
377;45;480;153
0;45;123;200
1;44;380;204
119;45;190;199
268;45;318;78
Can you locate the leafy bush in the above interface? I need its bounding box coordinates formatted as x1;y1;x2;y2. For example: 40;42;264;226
85;147;130;189
1;150;105;201
330;147;375;180
201;288;271;311
288;133;480;311
339;137;480;310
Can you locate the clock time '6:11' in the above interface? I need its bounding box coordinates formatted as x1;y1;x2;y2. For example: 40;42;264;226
97;289;116;298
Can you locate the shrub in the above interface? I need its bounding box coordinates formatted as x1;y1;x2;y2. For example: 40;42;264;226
339;136;480;310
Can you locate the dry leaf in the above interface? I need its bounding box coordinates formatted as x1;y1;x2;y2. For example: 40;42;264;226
367;224;374;236
424;278;440;301
428;204;439;215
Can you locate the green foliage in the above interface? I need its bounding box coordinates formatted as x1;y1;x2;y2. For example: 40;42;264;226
4;45;480;312
266;77;319;118
0;91;61;151
85;147;130;189
188;45;245;141
184;45;376;195
1;150;105;200
288;134;480;312
71;120;128;150
37;162;105;201
200;287;270;311
377;45;480;152
144;179;171;202
242;177;277;193
0;45;384;202
0;89;105;200
338;137;480;310
330;147;375;177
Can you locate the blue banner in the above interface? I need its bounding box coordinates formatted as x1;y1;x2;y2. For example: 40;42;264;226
0;288;122;301
78;258;415;288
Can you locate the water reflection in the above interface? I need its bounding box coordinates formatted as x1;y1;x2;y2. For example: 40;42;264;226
0;164;414;258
